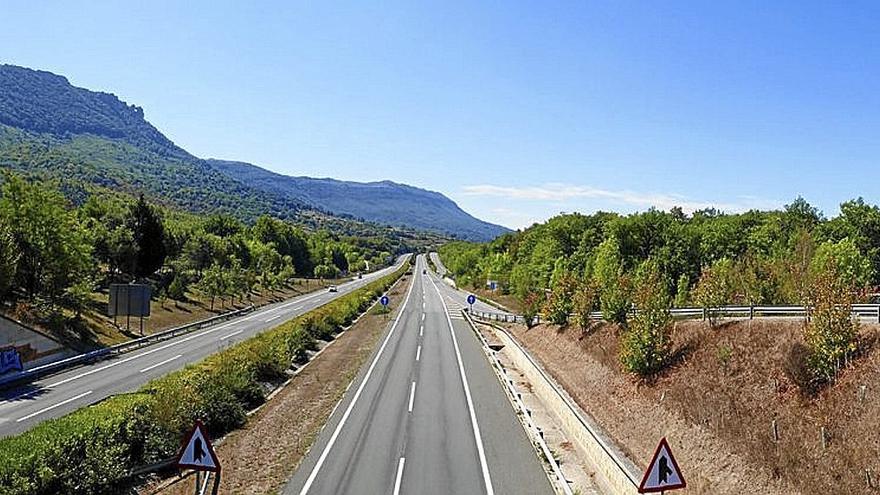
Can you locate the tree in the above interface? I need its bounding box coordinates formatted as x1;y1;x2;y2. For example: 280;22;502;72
593;236;630;325
673;273;690;308
693;258;734;326
0;222;19;298
811;238;873;291
545;269;576;325
804;254;859;383
0;173;93;305
125;194;167;279
197;263;226;311
620;258;672;376
573;278;598;331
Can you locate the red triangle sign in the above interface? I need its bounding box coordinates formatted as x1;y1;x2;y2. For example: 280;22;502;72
638;437;686;493
175;420;221;472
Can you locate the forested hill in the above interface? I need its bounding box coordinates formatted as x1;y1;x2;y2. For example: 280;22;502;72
0;64;504;241
0;64;186;158
208;159;509;242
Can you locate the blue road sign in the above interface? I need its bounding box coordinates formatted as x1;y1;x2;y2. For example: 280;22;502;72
380;295;390;306
467;294;476;305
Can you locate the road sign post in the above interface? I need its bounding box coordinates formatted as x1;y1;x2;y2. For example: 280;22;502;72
467;294;476;313
176;420;222;494
380;295;390;319
638;437;686;493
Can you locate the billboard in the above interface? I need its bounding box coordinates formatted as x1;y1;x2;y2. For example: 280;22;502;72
108;284;152;317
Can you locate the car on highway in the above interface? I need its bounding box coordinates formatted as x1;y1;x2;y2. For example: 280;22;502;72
328;285;338;292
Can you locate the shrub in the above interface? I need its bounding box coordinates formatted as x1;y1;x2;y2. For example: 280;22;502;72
0;262;408;494
620;259;672;376
804;257;859;383
545;272;576;325
521;291;542;328
573;279;598;331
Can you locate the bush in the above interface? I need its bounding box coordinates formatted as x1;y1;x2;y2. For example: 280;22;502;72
521;292;542;328
573;279;598;331
620;259;672;376
545;272;576;325
0;262;408;494
804;257;859;383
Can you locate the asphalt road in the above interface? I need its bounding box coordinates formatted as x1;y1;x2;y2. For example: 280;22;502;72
284;255;552;495
0;256;409;438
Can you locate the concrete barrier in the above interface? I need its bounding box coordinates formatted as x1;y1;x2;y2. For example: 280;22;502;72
489;325;643;494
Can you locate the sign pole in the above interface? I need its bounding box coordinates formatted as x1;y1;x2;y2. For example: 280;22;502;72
211;470;220;495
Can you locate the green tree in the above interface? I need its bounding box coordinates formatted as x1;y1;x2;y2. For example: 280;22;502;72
0;173;93;305
593;236;630;325
620;259;672;376
573;278;598;331
125;194;167;279
804;254;859;383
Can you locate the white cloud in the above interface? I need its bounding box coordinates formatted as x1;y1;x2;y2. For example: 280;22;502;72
462;183;781;214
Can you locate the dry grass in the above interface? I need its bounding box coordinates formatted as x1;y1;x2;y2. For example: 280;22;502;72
508;316;880;494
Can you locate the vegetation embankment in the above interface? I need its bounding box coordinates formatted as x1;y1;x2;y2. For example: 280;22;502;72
0;171;401;348
151;268;412;495
440;198;872;382
0;258;410;495
510;316;880;494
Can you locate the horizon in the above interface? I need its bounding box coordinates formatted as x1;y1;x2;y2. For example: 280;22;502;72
3;1;879;229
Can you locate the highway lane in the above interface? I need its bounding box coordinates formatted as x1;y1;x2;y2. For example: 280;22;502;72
0;256;409;438
284;255;552;495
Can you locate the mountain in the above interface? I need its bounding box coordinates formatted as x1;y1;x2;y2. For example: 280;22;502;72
208;159;509;241
0;64;504;241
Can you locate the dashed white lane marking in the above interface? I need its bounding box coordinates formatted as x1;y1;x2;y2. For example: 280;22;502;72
139;354;182;373
421;313;425;322
265;314;283;322
419;325;423;337
416;345;421;362
222;329;244;340
297;266;416;495
408;381;416;412
16;391;93;422
428;275;495;495
393;457;406;495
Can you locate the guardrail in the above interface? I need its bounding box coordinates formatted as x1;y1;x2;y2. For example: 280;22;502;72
0;305;255;389
471;303;880;327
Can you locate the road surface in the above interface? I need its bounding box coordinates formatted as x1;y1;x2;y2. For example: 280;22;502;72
284;255;553;495
0;256;409;437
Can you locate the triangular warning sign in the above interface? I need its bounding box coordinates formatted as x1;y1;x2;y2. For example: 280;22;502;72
175;420;221;472
638;437;686;493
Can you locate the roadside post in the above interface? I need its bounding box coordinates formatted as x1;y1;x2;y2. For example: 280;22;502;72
638;437;686;494
380;295;390;319
467;294;476;313
176;420;222;495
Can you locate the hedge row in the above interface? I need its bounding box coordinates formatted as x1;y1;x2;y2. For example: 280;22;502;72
0;261;409;495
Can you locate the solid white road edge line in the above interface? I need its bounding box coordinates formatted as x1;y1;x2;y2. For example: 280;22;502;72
139;354;182;373
429;275;495;495
408;381;416;412
16;390;93;422
393;457;406;495
296;261;416;495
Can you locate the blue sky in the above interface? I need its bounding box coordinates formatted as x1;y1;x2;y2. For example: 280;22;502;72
2;1;879;229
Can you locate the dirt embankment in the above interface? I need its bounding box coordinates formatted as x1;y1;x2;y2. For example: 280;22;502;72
509;317;880;494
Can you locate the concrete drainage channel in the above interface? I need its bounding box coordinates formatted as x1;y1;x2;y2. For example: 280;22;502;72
463;311;642;495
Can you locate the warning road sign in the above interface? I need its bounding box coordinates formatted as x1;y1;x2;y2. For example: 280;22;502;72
638;437;686;493
176;420;221;472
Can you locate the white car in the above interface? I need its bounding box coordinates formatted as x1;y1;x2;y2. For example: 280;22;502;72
328;285;338;292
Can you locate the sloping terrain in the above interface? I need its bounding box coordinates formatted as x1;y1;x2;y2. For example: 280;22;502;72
209;159;509;241
507;318;880;494
0;64;503;241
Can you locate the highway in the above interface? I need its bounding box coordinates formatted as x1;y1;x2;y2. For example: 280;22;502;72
0;256;409;438
284;255;553;495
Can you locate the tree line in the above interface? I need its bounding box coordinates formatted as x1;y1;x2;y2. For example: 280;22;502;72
0;171;395;315
440;198;875;381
